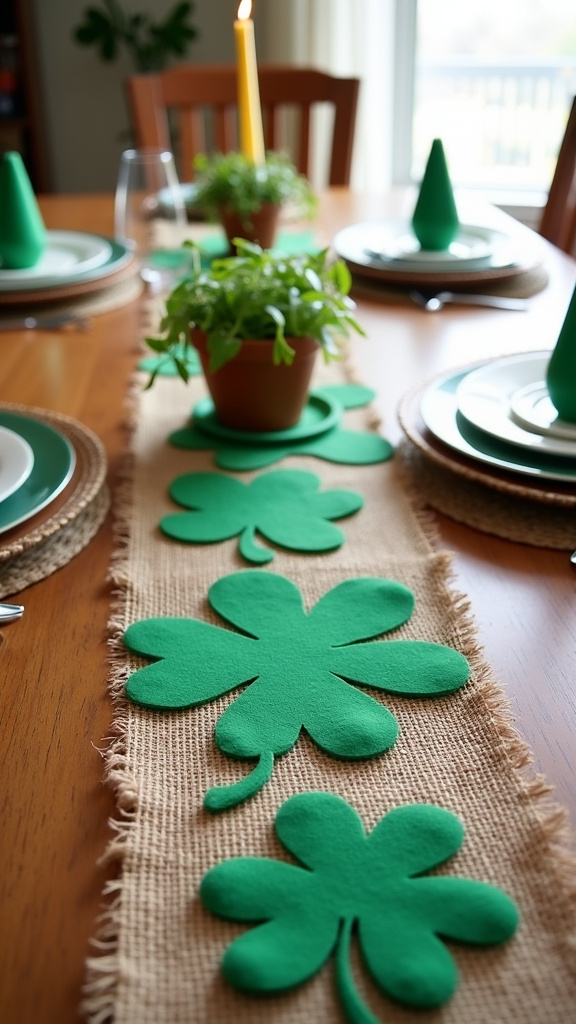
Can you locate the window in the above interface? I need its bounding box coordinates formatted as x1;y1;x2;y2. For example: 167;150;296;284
261;0;576;219
398;0;576;210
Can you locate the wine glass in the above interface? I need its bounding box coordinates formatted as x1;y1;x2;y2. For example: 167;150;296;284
114;148;190;290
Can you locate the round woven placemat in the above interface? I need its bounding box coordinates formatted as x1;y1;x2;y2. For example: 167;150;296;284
397;374;576;549
349;263;549;303
0;268;144;319
0;250;142;306
0;404;110;599
396;439;575;549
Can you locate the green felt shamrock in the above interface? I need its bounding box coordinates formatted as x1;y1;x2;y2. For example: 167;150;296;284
169;384;394;470
160;468;364;564
124;572;470;811
201;794;519;1024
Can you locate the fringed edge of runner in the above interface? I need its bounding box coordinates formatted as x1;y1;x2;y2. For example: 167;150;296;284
80;347;149;1024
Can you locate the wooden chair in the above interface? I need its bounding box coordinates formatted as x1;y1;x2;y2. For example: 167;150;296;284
538;95;576;254
125;63;360;186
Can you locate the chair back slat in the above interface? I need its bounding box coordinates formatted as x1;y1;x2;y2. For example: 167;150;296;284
298;106;311;179
539;95;576;254
179;109;205;175
126;63;359;186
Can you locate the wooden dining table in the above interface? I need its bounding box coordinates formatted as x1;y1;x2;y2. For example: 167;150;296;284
0;189;574;1024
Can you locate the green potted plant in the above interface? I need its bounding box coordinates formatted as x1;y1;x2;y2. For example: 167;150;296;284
145;239;365;432
73;0;198;72
192;151;317;252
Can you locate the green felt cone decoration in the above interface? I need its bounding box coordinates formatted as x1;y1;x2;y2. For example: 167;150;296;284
411;138;459;251
0;151;46;269
546;283;576;423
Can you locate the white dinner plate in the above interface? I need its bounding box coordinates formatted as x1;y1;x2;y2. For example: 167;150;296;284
334;220;519;275
455;352;576;457
419;363;576;483
0;425;34;504
0;231;114;290
0;239;133;296
363;221;509;267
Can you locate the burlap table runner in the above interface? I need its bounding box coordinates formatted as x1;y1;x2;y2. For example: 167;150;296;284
83;344;575;1023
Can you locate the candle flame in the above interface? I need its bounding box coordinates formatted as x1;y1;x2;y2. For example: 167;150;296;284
237;0;252;20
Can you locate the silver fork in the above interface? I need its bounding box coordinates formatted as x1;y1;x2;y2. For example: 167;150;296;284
0;313;90;331
409;290;528;312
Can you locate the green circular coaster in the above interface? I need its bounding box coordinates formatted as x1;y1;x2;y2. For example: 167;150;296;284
192;392;341;445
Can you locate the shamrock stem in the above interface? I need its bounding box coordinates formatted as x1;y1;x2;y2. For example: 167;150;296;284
203;751;275;812
238;526;273;565
335;918;382;1024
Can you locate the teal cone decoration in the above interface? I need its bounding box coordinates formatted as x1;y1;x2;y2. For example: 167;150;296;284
411;138;459;251
546;283;576;423
0;151;46;269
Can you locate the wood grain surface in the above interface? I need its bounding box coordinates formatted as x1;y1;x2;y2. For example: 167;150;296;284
0;191;574;1024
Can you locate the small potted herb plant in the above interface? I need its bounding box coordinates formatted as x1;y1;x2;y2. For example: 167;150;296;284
146;239;365;432
192;151;317;252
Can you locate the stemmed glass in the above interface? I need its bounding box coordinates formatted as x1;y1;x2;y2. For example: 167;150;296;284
114;148;190;290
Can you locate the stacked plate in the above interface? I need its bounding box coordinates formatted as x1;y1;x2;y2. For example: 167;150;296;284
0;230;135;305
333;218;544;288
0;411;76;535
399;351;576;505
157;182;204;221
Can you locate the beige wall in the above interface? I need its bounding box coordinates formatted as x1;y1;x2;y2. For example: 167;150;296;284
32;0;244;192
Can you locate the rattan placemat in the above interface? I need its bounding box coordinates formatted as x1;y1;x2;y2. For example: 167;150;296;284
396;438;576;549
0;251;142;307
396;369;576;548
349;263;549;303
0;404;110;598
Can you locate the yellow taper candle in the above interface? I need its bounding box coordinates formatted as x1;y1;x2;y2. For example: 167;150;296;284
234;0;265;164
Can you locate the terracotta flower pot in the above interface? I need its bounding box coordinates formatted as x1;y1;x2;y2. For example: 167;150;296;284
218;203;280;253
191;329;318;432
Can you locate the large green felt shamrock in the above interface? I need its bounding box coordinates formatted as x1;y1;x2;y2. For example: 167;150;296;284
124;573;470;811
160;468;364;563
169;384;394;470
201;794;520;1024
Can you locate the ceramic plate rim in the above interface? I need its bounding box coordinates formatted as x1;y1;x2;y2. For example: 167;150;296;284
0;231;113;287
419;365;576;483
334;220;520;275
365;221;507;265
0;237;131;292
157;182;199;210
510;381;576;440
0;412;76;534
455;351;576;456
0;425;35;504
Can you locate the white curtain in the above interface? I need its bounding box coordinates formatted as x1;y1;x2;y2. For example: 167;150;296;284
259;0;397;191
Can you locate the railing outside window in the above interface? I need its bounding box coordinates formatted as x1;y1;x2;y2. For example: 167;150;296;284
412;57;576;195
